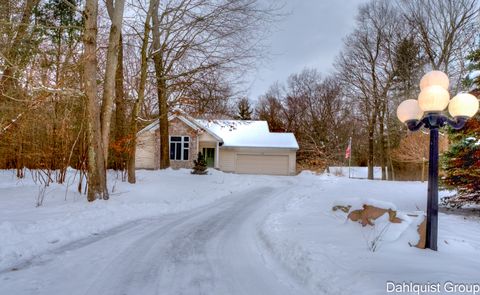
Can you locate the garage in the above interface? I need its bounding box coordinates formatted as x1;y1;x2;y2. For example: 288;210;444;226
235;154;289;175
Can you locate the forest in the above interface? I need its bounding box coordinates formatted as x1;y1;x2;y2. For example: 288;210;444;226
0;0;479;203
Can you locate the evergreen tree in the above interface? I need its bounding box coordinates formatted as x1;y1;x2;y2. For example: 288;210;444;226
442;48;480;207
464;49;480;89
393;37;424;101
191;152;208;175
442;114;480;207
235;98;253;120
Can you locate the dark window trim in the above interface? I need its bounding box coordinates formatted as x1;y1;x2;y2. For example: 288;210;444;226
169;136;190;161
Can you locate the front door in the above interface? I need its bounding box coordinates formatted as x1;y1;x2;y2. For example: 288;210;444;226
202;148;215;167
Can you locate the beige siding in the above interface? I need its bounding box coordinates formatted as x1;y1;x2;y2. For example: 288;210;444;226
218;148;296;175
135;131;156;169
289;151;296;175
199;132;217;142
219;149;235;172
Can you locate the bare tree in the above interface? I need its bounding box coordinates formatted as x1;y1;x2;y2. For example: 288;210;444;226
84;0;108;201
400;0;479;90
256;84;286;132
256;69;351;170
127;0;154;184
336;0;402;180
150;0;279;169
100;0;126;165
179;70;236;118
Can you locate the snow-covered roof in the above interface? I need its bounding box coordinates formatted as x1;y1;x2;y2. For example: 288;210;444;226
138;115;299;150
196;120;299;149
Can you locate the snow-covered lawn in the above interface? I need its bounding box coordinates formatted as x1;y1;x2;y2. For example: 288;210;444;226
260;172;480;294
1;169;479;294
0;169;270;270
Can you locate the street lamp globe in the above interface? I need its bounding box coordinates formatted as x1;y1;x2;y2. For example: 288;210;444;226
448;93;480;118
418;85;450;112
420;70;450;90
396;99;424;123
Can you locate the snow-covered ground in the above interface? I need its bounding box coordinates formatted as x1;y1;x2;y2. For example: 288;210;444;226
260;172;480;294
329;166;383;179
0;169;266;270
0;169;479;294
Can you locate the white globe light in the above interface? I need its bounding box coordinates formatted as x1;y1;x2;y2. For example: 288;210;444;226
397;99;424;123
448;93;479;118
418;85;450;112
420;71;450;91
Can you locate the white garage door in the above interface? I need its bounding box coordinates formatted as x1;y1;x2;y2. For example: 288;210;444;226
235;154;289;175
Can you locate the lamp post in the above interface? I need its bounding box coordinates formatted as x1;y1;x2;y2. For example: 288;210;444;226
396;70;479;251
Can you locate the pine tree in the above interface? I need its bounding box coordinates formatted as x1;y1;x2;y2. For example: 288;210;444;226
463;49;480;89
191;152;208;175
235;98;253;120
441;48;480;207
442;112;480;207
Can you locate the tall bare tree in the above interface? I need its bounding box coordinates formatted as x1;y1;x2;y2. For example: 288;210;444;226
127;0;154;183
401;0;479;90
150;0;278;169
100;0;126;165
84;0;108;201
336;0;402;180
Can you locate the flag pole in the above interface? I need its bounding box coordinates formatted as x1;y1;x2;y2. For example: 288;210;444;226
348;137;352;178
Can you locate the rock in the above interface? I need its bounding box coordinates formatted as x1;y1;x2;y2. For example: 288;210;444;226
348;204;402;227
415;216;427;249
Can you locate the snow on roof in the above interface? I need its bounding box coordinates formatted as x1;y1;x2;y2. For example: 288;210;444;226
137;116;299;149
195;119;299;149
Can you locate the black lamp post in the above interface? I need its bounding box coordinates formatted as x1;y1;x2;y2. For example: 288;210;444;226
396;70;479;251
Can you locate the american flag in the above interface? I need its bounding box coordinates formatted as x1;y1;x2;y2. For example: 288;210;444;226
345;138;351;159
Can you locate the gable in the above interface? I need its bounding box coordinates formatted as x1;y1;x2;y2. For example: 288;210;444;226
169;117;198;135
199;131;218;142
137;114;223;142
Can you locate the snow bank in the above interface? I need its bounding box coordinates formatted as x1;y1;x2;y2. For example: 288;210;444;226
260;175;480;295
0;169;268;270
328;166;383;179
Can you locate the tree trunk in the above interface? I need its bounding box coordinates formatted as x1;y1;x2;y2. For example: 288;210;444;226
100;0;126;167
155;64;170;169
113;34;127;171
367;110;376;180
84;0;108;201
127;4;153;183
379;100;387;180
152;0;170;169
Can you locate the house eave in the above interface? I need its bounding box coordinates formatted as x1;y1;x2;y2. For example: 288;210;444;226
220;145;299;151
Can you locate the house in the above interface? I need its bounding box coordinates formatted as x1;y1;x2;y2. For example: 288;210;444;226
135;112;299;175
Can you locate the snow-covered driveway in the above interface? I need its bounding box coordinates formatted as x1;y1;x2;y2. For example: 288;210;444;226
0;185;311;295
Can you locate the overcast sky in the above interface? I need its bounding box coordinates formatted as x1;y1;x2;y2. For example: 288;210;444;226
247;0;367;100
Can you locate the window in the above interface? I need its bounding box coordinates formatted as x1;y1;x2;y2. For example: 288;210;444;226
170;136;189;161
